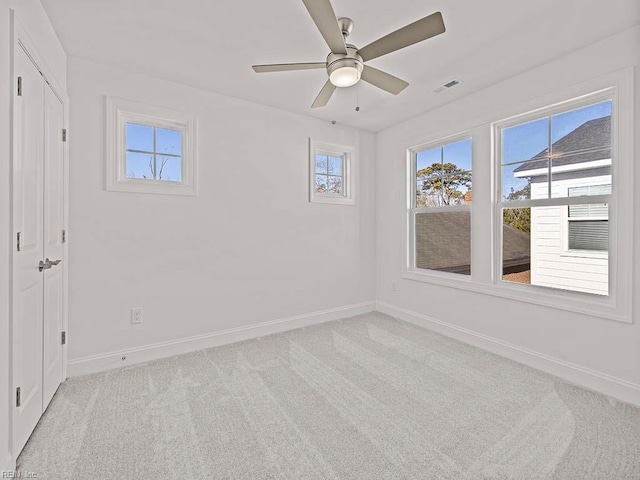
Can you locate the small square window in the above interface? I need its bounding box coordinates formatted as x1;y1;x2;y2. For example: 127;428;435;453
125;123;182;181
105;96;197;195
309;140;355;205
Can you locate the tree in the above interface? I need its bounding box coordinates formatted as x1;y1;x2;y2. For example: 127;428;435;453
503;183;531;233
417;162;471;207
129;155;172;181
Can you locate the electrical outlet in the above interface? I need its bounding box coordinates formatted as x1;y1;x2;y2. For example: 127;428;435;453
131;307;143;324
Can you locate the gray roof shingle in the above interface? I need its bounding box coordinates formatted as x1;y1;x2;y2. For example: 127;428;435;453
416;210;530;273
514;116;610;173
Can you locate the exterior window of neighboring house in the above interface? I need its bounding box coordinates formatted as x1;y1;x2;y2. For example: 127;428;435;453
498;97;612;296
309;140;355;204
105;96;197;195
409;136;472;275
567;184;611;251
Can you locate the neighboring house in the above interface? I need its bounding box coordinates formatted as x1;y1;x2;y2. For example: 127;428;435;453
513;116;611;295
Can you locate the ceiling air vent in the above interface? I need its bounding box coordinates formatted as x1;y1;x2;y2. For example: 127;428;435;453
433;79;462;93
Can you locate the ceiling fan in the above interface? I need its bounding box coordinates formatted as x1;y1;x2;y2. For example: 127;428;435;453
252;0;445;108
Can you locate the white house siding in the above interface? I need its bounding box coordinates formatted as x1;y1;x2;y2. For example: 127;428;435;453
529;174;610;295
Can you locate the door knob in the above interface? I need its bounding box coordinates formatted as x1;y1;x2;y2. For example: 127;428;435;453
38;260;51;272
38;258;62;272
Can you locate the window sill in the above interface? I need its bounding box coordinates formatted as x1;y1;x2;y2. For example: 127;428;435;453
402;268;630;324
560;250;608;259
107;179;197;196
310;195;355;205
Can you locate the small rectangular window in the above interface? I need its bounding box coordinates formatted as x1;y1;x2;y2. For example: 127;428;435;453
309;140;354;204
410;137;472;275
106;96;197;195
567;184;610;252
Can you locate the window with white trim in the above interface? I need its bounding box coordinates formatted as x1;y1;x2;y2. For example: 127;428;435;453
497;97;613;296
567;184;610;252
309;140;354;204
106;96;197;195
409;137;472;275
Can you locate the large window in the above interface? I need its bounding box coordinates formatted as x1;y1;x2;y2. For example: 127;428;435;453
403;73;632;322
410;137;472;275
497;97;612;296
105;96;197;195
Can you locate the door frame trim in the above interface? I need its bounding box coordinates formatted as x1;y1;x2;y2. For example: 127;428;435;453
9;10;69;462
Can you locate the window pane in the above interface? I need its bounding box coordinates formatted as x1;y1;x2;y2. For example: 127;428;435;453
416;180;430;207
551;101;612;146
125;123;153;152
156;127;182;155
328;156;343;176
443;138;472;171
550;151;611;198
502;160;548;201
415;210;470;275
315;155;328;174
417;170;472;207
569;220;608;251
327;175;343;195
126;151;154;179
416;147;442;177
155;155;182;182
315;175;328;193
502;207;531;284
502;206;608;295
502;117;549;164
440;174;472;206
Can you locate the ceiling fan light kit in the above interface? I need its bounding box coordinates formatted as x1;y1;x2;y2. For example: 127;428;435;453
252;0;445;108
327;47;363;87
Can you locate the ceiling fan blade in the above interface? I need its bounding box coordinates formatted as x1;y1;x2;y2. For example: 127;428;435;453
311;79;336;108
301;0;348;54
358;12;445;62
361;65;409;95
252;62;326;73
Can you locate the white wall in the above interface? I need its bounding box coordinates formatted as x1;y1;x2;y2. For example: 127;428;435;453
0;0;67;470
376;27;640;403
66;57;376;371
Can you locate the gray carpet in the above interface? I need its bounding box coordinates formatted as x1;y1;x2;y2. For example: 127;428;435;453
17;312;640;479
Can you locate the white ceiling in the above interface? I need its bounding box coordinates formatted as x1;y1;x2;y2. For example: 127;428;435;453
41;0;639;132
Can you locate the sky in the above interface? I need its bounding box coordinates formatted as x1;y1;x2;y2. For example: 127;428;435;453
415;100;612;200
125;123;182;181
501;100;611;197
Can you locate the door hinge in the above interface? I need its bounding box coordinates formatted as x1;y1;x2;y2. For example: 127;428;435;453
61;331;66;345
62;229;66;243
16;387;21;407
17;76;22;96
62;129;67;142
17;232;21;252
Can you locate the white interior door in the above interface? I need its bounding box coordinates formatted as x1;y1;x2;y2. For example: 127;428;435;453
13;45;45;453
42;84;65;410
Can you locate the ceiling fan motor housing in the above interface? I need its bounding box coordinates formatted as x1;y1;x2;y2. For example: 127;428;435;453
326;46;363;87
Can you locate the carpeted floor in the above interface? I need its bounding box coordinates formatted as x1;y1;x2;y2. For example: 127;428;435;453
17;312;640;479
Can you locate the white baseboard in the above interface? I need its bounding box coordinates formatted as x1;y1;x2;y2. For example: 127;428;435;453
67;301;376;377
377;301;640;407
